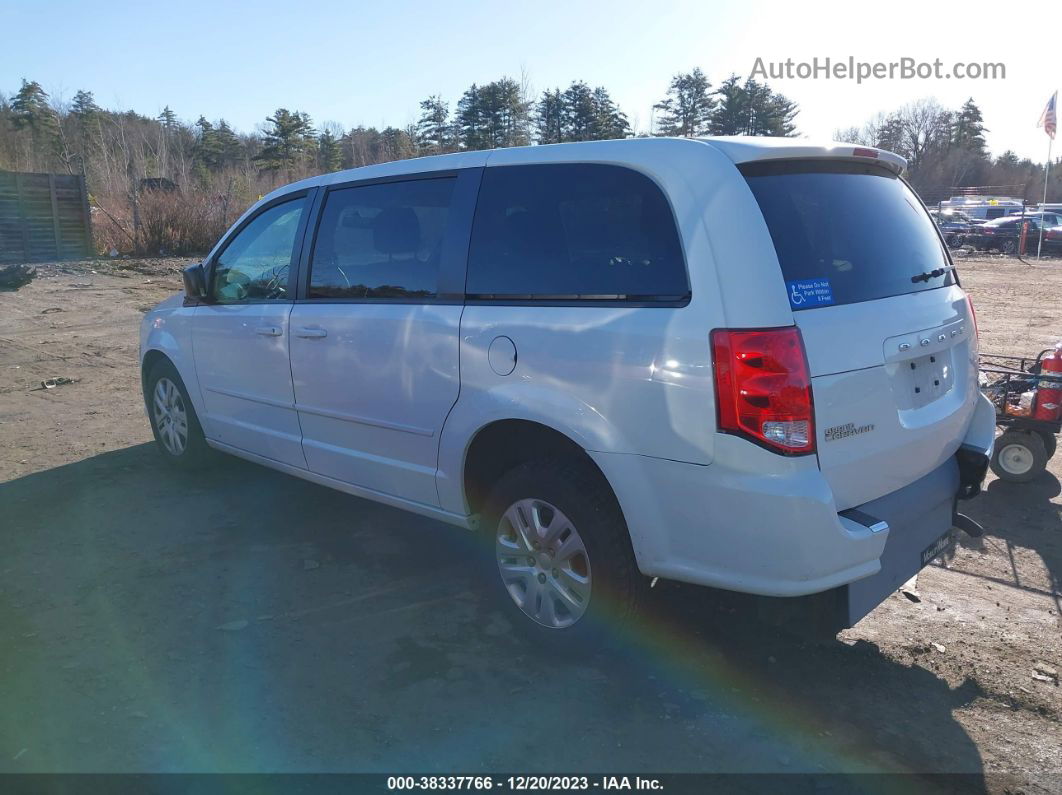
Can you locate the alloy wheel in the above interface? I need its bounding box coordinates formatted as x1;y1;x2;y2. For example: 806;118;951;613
152;377;189;456
495;498;592;629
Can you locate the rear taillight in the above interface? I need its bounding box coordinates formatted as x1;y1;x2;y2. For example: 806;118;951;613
966;295;978;343
710;327;815;455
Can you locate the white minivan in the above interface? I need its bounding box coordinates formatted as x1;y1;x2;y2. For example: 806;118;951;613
140;137;996;641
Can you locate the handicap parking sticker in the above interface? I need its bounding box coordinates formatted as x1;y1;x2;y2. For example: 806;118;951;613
786;278;834;309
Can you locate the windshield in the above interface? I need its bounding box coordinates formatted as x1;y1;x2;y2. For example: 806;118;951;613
742;160;955;310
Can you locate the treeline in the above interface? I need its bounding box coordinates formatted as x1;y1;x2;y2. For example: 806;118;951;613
15;72;1058;258
0;69;799;180
836;97;1061;204
0;70;797;254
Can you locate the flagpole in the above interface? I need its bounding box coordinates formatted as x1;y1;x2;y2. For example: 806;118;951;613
1038;136;1053;259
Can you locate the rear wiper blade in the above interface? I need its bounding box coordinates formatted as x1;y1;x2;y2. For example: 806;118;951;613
911;265;955;283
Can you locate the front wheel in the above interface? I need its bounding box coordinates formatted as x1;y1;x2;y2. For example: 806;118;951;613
144;360;211;468
483;458;645;649
990;430;1048;483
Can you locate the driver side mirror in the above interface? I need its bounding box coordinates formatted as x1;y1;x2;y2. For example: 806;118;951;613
182;262;208;304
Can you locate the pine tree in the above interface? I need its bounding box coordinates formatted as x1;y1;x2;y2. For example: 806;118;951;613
710;75;746;135
69;89;102;163
457;78;530;150
214;120;243;167
709;77;799;137
739;80;798;136
995;150;1020;168
561;81;598;141
953;98;988;157
11;79;61;168
653;68;714;137
534;88;564;144
156;105;178;131
255;108;316;178
71;90;101;120
763;90;799;136
317;128;342;171
416;95;451;154
11;80;57;133
380;126;416;161
456;84;487;150
194;116;222;171
483;77;531;148
591;86;629;140
875;113;906;155
535;82;629;144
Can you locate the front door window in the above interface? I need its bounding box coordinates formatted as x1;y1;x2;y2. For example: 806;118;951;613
211;198;306;303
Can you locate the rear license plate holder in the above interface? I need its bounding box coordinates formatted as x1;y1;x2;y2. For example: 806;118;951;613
921;529;954;566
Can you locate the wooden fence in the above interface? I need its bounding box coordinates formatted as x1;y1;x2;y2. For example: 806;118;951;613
0;170;94;263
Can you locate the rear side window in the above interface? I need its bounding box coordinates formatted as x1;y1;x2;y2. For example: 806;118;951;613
742;161;955;310
309;177;456;299
466;164;688;301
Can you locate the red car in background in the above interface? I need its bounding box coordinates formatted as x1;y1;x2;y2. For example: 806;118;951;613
1044;225;1062;255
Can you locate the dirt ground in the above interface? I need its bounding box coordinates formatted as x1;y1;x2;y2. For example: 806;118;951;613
0;254;1059;788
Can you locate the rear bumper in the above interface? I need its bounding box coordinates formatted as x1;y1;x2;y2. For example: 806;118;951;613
591;396;994;623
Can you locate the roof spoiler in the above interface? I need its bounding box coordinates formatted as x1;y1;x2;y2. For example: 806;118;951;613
702;138;907;176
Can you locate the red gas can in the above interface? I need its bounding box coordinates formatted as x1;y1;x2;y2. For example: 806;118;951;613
1034;345;1062;421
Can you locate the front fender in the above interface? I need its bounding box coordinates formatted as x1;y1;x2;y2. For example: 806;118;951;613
140;301;202;418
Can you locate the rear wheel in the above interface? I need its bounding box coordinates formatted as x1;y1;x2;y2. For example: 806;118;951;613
144;360;211;468
483;458;645;649
990;430;1047;483
1001;239;1019;256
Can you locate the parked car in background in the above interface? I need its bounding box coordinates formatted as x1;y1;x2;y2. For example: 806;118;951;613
966;213;1062;254
940;196;1026;224
140;137;995;645
929;209;973;246
1043;226;1062;254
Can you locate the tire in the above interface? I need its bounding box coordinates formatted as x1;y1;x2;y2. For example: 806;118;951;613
1039;431;1058;460
144;359;211;468
1001;239;1018;256
990;430;1048;483
482;457;645;650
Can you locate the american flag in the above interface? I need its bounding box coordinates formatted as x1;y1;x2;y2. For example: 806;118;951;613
1039;91;1057;140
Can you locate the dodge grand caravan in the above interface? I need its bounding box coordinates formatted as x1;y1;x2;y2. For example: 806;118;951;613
140;137;996;641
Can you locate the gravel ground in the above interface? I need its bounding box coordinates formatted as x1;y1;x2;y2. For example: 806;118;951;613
0;255;1059;788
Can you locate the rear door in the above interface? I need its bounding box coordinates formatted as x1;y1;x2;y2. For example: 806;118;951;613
287;170;478;506
743;160;976;510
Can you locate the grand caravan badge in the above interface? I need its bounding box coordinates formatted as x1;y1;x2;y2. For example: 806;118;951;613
824;422;875;442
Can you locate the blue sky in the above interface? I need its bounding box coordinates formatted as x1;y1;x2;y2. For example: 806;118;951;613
4;0;1058;160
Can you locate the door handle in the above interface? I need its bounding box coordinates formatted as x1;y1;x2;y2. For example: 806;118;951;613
254;326;282;337
295;327;328;339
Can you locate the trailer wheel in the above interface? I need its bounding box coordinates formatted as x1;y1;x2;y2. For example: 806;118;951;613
990;430;1048;483
1038;431;1057;460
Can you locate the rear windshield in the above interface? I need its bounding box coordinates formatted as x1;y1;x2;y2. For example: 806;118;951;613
741;161;955;310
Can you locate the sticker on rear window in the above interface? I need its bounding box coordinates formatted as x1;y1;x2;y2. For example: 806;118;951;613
786;278;834;309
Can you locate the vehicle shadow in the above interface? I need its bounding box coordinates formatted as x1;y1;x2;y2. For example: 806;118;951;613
0;444;986;781
959;471;1062;613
